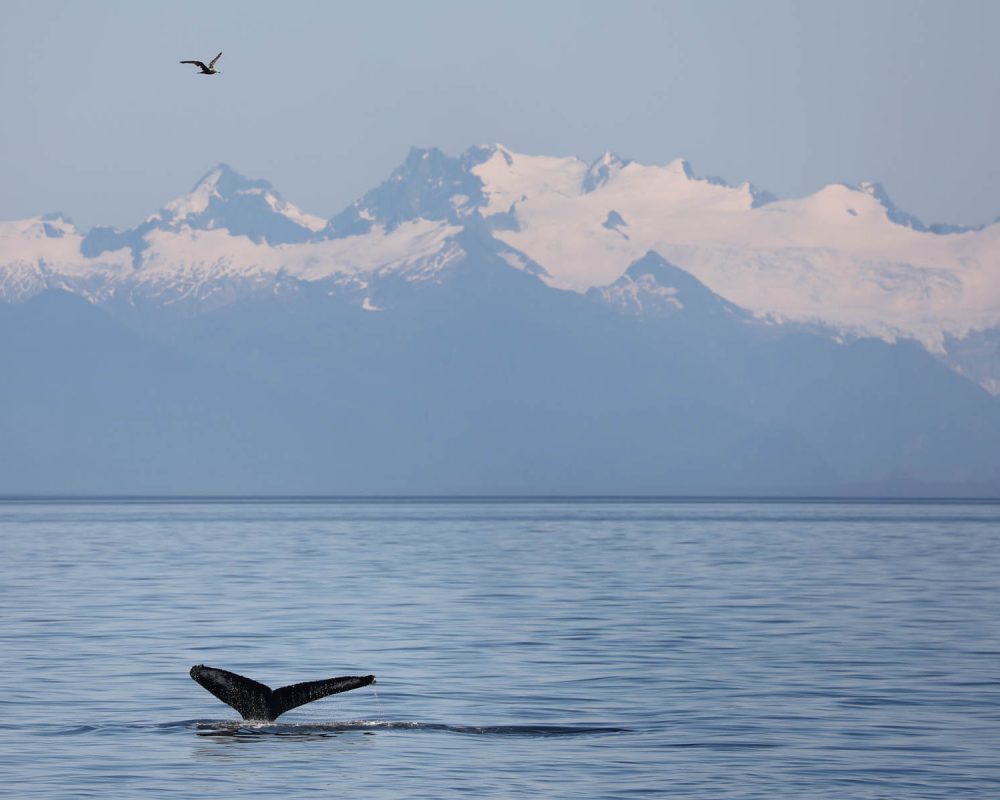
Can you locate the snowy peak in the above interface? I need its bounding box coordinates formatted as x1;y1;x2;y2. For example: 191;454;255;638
472;145;588;217
766;180;974;235
4;145;1000;359
79;164;328;263
788;182;892;222
159;163;256;222
326;146;490;238
153;163;326;244
762;179;973;235
592;251;747;320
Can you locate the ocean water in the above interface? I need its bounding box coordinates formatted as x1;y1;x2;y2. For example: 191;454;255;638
1;499;998;798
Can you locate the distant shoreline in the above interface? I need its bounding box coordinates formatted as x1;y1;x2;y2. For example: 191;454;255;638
2;494;999;505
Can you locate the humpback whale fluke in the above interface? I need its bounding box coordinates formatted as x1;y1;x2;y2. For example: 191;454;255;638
189;665;376;721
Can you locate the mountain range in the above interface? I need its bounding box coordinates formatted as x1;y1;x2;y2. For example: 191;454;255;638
2;145;1000;495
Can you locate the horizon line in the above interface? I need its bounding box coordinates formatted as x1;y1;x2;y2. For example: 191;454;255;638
1;494;999;505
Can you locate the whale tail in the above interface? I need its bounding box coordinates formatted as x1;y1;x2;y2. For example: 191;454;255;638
190;664;376;721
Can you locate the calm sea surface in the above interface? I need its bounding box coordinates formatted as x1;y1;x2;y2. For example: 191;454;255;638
1;499;998;798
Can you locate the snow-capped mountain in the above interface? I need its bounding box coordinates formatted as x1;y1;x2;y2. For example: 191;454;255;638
589;250;750;321
321;143;1000;352
5;151;1000;495
3;144;1000;391
86;164;326;254
0;213;132;303
465;145;1000;349
2;162;467;312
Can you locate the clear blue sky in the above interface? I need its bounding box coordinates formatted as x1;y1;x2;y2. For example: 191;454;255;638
2;0;998;229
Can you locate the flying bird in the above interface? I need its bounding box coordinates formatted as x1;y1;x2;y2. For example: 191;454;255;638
180;52;222;75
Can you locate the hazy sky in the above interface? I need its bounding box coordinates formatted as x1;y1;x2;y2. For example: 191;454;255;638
2;0;999;229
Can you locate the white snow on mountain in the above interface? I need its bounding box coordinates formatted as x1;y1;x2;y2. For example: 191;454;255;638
473;145;589;216
263;192;327;233
598;272;684;316
137;218;457;282
471;146;1000;349
123;218;460;309
0;159;474;309
0;215;131;301
158;169;223;222
155;165;326;233
3;146;1000;375
0;211;459;310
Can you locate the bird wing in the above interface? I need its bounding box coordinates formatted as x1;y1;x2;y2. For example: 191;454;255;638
180;60;209;70
209;52;222;69
270;675;375;719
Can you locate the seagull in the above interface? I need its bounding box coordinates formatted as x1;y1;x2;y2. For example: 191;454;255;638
180;52;222;75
